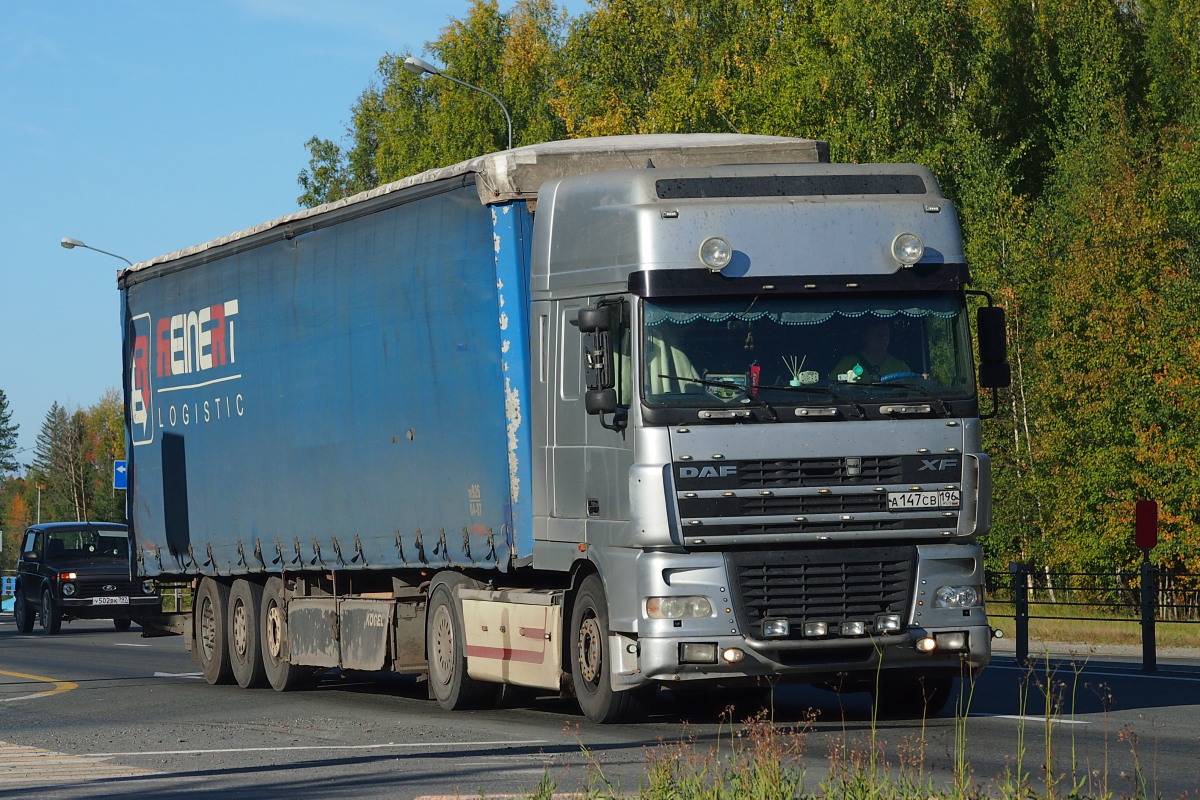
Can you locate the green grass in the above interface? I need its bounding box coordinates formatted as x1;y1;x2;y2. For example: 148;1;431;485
987;603;1199;650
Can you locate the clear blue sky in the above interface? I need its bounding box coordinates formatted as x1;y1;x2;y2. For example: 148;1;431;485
1;0;586;469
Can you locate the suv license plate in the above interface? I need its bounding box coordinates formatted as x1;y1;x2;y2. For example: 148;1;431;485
888;490;960;510
92;596;129;605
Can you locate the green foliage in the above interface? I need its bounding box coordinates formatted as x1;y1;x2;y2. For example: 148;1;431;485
27;390;125;525
0;388;18;475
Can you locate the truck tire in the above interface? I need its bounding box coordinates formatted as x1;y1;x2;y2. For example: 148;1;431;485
874;672;955;718
196;578;235;685
426;580;496;710
260;576;308;691
14;587;34;633
228;580;267;688
40;587;62;635
570;574;649;723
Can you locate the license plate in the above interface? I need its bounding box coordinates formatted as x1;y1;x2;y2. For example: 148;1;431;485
92;596;129;606
888;490;960;510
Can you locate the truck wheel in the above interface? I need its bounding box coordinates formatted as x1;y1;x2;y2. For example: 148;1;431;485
14;587;34;633
260;576;308;691
570;574;648;723
426;581;496;710
196;578;235;685
228;580;267;688
874;673;955;718
40;588;62;635
113;618;133;632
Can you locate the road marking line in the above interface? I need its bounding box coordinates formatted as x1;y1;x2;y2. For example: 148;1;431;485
153;671;204;679
0;670;78;703
974;713;1090;725
0;741;160;786
114;643;151;647
85;740;547;757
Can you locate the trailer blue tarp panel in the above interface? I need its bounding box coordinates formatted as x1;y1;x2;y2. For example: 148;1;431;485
123;182;531;577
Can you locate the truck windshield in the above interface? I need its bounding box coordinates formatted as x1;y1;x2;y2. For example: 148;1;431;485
641;294;974;409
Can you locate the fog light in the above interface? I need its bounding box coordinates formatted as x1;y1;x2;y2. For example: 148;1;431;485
875;614;902;633
722;648;746;663
762;618;790;638
61;583;77;597
916;636;938;653
841;621;867;636
803;621;828;637
935;585;980;608
891;232;925;266
935;631;968;652
679;642;718;664
699;237;733;271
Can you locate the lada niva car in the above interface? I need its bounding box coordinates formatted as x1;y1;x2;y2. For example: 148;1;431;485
13;521;160;634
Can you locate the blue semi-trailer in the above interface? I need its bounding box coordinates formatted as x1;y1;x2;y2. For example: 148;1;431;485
119;134;1009;722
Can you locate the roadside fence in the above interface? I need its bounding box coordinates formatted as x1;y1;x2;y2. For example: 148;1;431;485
985;563;1200;672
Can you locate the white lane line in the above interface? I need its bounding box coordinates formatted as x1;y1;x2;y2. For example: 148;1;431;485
973;713;1090;725
153;671;204;679
86;740;548;757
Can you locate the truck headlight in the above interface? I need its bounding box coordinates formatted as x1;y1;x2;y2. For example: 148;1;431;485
647;596;713;619
934;585;980;608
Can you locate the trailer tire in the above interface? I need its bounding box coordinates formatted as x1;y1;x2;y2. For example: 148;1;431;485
260;577;309;691
229;580;268;688
196;578;234;685
426;580;495;710
570;574;649;723
14;587;34;633
874;672;955;718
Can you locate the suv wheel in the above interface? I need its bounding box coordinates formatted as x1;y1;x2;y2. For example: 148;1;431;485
40;588;63;635
14;587;34;633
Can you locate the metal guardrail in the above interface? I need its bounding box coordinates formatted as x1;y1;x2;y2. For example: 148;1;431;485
985;563;1200;672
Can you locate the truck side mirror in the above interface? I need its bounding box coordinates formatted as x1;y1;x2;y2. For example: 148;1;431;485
585;388;618;416
575;306;613;333
976;306;1011;389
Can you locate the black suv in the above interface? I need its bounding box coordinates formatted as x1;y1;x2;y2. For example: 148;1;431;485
13;522;161;634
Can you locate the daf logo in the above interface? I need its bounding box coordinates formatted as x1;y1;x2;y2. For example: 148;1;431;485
102;584;117;592
679;465;738;479
918;458;959;471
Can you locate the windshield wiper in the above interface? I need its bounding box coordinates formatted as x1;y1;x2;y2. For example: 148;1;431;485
657;374;779;421
763;383;867;419
862;381;952;416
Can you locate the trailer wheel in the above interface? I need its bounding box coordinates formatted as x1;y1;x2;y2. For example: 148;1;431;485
260;577;307;691
874;672;955;718
196;578;234;685
426;581;495;710
40;588;62;635
14;587;34;633
228;580;267;688
570;574;648;723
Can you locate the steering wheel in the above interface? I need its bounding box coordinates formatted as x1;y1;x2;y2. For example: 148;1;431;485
878;371;921;384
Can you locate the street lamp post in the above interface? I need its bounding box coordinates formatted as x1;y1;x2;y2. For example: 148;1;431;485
60;237;133;267
403;56;513;151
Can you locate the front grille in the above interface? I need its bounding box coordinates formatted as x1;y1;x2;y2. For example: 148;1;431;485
692;518;934;536
675;456;904;491
72;579;141;596
728;546;915;638
679;493;887;518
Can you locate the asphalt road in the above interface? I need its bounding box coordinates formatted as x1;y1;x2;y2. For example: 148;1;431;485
2;614;1198;799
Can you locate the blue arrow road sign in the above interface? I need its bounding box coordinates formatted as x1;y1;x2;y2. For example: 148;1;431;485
114;460;128;490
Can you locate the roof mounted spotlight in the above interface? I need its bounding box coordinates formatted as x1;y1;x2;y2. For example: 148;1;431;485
890;232;924;267
699;236;732;272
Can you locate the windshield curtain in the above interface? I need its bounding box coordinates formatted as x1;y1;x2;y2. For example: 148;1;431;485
641;294;974;407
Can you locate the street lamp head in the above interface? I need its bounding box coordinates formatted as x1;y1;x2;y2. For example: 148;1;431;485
403;56;440;76
60;237;85;249
59;236;134;267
